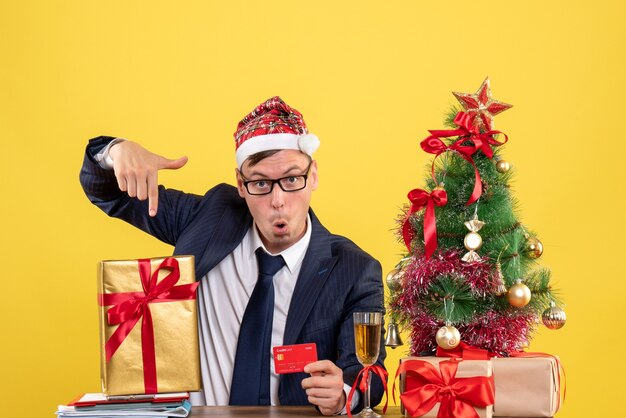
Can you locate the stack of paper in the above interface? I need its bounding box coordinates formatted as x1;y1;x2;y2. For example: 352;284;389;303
56;393;191;418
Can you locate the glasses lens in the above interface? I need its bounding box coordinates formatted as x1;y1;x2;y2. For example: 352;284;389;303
247;180;272;195
279;176;306;191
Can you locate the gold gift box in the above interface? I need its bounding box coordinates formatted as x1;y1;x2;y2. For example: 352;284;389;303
98;255;201;395
492;356;561;417
399;357;493;418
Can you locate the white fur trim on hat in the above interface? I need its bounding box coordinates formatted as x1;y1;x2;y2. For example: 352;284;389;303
236;133;320;167
298;134;320;157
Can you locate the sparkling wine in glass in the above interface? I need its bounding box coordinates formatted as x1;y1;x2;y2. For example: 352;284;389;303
353;312;382;418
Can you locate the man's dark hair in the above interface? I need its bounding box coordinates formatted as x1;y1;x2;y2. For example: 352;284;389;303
245;150;312;168
245;150;282;167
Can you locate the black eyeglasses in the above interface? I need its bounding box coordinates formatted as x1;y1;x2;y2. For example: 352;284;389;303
240;161;312;196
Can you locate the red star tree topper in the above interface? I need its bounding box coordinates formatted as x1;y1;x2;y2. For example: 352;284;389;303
452;77;513;131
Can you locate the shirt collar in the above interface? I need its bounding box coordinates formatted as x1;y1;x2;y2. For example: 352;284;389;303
251;214;312;274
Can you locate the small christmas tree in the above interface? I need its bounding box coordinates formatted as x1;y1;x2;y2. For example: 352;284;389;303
387;78;566;356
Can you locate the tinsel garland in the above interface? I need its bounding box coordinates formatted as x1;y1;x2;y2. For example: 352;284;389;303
395;249;496;301
390;249;538;355
405;310;537;355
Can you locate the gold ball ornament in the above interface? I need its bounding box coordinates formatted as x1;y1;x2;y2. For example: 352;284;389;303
386;269;403;292
436;325;461;350
507;280;531;308
525;237;544;259
542;303;567;330
495;159;510;173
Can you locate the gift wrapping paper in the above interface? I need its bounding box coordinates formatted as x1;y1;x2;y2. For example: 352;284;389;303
492;356;561;417
98;255;201;395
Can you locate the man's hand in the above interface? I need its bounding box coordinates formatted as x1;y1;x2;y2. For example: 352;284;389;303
108;140;187;216
301;360;346;416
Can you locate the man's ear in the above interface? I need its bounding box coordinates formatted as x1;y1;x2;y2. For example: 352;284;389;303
235;168;246;198
309;160;319;191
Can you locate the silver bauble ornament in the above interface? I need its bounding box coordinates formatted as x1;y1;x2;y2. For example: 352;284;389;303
542;302;566;330
386;269;403;292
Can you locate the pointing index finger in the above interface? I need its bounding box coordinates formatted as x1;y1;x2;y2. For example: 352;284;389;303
147;170;158;216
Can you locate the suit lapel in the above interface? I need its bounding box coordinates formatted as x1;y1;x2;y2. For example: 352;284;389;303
282;211;336;345
195;203;252;278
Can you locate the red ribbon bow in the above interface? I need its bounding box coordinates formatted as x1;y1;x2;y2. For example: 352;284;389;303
347;365;388;418
436;342;496;361
98;257;200;393
421;112;508;205
395;359;495;418
402;188;448;258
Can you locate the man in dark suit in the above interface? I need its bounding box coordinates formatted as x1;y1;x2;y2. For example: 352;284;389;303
80;97;386;415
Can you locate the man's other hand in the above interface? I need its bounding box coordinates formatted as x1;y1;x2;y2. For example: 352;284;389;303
302;360;346;416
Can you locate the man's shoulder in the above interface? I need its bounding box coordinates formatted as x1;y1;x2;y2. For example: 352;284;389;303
324;233;382;286
201;183;243;205
184;183;248;220
204;182;239;197
328;233;376;263
309;212;377;263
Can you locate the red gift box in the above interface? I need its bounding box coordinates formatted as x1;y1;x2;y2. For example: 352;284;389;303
397;357;494;418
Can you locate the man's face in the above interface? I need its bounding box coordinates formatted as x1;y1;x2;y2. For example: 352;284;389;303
236;150;318;254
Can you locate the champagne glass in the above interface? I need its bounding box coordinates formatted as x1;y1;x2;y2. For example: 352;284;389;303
353;312;382;418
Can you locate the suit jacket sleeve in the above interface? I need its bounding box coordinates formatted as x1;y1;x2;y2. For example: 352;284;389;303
336;255;387;412
79;136;203;246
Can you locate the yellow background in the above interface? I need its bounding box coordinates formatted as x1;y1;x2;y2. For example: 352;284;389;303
1;1;624;417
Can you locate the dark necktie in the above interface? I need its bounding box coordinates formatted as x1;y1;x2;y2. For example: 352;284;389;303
229;248;286;405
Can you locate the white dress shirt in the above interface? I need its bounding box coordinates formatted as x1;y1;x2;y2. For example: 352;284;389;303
190;218;311;406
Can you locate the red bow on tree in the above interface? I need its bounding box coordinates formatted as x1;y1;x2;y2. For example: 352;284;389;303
402;187;448;258
421;112;508;205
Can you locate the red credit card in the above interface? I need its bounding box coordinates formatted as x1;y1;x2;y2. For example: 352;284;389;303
273;343;317;374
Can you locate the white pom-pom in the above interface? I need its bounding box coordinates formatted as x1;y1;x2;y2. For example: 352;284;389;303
298;134;320;156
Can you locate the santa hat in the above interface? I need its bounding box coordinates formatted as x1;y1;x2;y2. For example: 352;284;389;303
234;96;320;167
